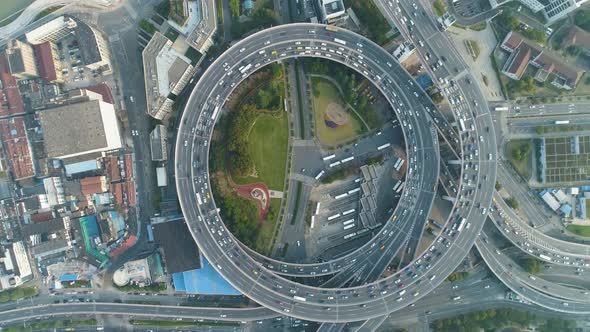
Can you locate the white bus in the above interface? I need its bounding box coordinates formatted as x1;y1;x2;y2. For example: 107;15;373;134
539;254;552;261
315;202;321;215
393;181;401;191
377;143;391;151
327;214;341;221
459;118;466;132
395;182;405;193
494;106;509;111
555;120;570;125
315;170;325;180
293;296;307;302
196;193;203;205
211;106;220;120
457;218;467;232
334;193;348;199
348;188;360;194
311;215;315;228
343;219;355;226
343;224;355;230
323;154;336;161
239;63;252;74
342;209;355;216
344;233;356;240
334;38;347;45
341;156;354;163
395;159;405;171
329;161;341;168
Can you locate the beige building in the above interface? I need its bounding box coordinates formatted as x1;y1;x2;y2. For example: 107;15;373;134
142;32;194;121
5;39;38;79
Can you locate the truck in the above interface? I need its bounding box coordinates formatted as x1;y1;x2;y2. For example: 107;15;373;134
457;218;467;232
315;170;325;180
239;63;252;74
377;143;391;151
459;118;466;132
334;38;347;45
539;254;552;261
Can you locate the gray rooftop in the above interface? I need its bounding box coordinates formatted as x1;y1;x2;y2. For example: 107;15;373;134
74;19;103;65
39;100;107;158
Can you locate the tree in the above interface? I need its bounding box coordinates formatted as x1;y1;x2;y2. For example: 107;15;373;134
566;45;582;57
433;0;445;17
520;257;541;274
574;10;590;32
496;9;519;31
230;0;240;17
495;181;502;190
505;197;519;209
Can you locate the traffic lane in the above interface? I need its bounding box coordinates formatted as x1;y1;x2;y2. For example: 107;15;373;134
178;24;484;320
477;236;590;313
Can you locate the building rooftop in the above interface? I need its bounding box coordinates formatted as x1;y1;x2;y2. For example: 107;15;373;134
501;31;584;89
0;117;35;180
0;54;26;117
142;32;193;119
34;42;58;82
150;125;167;161
152;218;201;274
38;99;122;160
74;18;103;66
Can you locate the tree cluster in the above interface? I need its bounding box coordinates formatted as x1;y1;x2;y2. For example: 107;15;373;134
575;10;590;32
446;271;468;282
0;286;37;303
227;105;257;177
512;142;531;161
520;257;541;274
433;308;538;332
505;197;520;209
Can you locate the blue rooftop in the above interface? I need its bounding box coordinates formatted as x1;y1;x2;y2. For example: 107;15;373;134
172;258;240;295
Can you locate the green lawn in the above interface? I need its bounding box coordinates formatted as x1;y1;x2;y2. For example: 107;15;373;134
255;198;281;254
313;80;361;146
566;225;590;237
505;139;533;180
236;113;288;190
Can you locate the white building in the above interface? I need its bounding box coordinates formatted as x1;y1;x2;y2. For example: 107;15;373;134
541;191;561;211
25;16;78;44
489;0;589;23
38;97;122;162
143;32;194;121
318;0;347;23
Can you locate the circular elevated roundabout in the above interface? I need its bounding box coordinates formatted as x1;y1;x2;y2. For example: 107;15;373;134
175;23;495;322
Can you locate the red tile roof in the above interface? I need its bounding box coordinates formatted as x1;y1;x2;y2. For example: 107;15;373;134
0;54;25;117
113;182;123;206
86;83;114;104
0;117;35;179
124;154;133;179
34;42;58;82
105;156;121;182
30;211;55;223
126;180;136;206
80;176;107;196
502;31;523;51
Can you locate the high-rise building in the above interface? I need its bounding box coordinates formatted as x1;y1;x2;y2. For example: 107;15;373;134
5;40;38;79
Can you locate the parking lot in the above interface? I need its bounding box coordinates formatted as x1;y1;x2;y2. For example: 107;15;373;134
55;37;107;89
